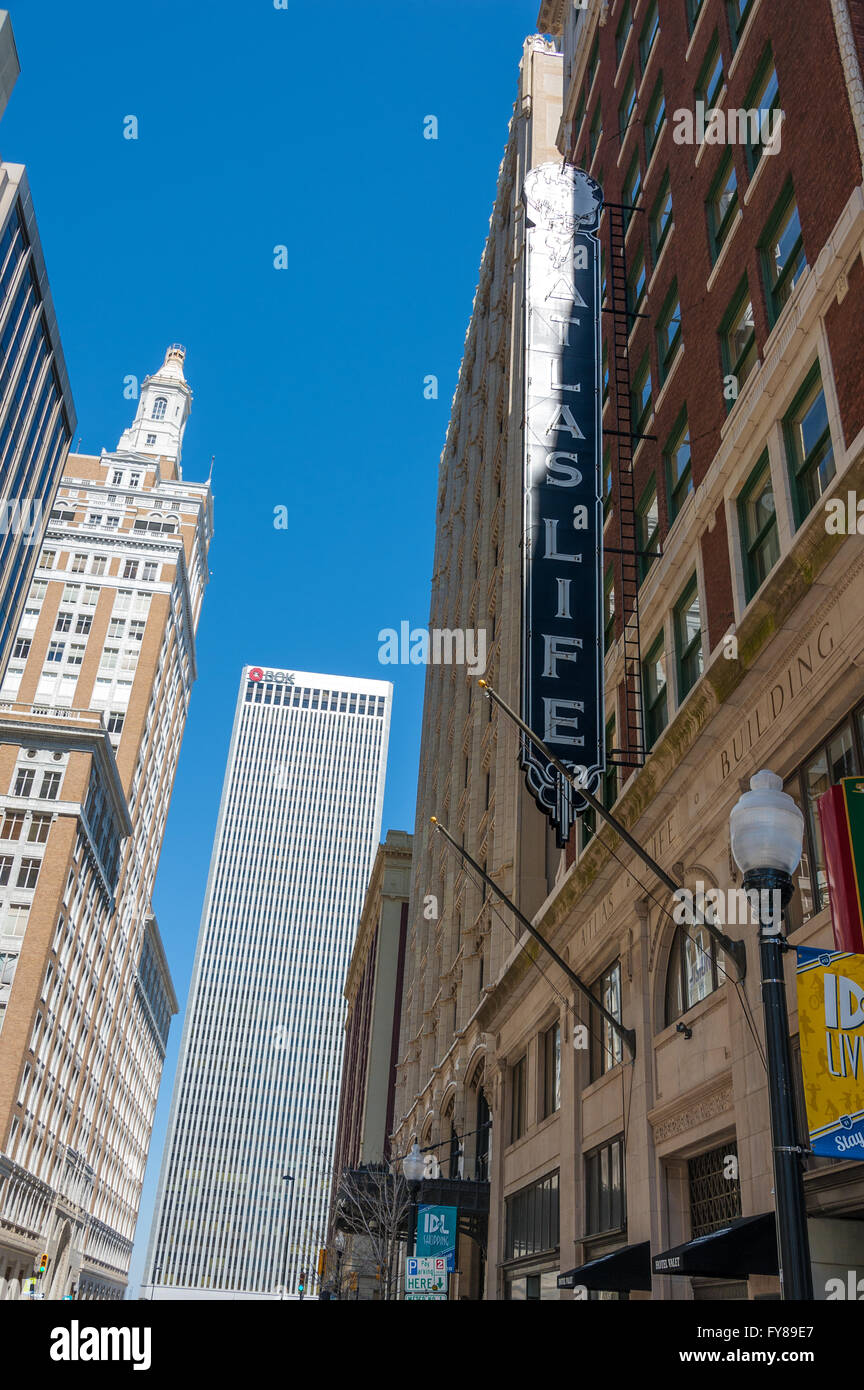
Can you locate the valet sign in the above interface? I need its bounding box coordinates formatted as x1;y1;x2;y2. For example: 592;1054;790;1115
521;163;605;846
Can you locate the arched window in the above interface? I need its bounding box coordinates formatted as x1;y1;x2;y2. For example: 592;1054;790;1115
151;397;167;421
475;1085;490;1181
665;906;724;1024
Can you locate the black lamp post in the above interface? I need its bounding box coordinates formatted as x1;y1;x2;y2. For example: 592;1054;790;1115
402;1142;425;1259
334;1230;345;1300
730;770;813;1301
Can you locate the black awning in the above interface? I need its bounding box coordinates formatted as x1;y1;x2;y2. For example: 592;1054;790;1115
652;1212;778;1279
558;1241;652;1292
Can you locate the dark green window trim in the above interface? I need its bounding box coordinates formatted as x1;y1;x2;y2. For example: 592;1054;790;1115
784;363;835;530
656;279;681;384
639;0;659;68
650;171;673;261
590;102;603;158
738;452;780;600
674;575;703;702
743;46;780;175
623;153;642;230
687;0;707;36
636;476;659;585
760;182;807;327
727;0;757;51
627;243;647;317
643;633;668;748
604;564;615;652
664;409;692;522
619;71;637;142
695;32;723;108
645;74;665;164
719;275;757;409
631;353;653;438
603;441;612;516
616;0;633;66
707;152;738;262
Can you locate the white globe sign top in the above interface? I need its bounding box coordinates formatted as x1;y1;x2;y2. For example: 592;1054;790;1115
523;162;603;234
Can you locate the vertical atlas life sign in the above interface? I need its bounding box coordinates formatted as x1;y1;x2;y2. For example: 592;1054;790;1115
521;163;605;846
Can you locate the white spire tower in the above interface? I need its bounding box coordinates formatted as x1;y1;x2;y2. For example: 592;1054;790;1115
117;343;193;470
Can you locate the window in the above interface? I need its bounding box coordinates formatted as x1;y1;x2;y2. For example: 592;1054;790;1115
631;354;653;437
111;470;124;485
727;0;756;49
656;280;681;384
585;1136;625;1236
644;75;665;163
108;619;125;640
761;187;806;325
75;614;92;635
637;479;659;583
615;0;632;65
744;50;779;173
142;562;158;582
123;559;139;580
511;1056;527;1142
674;576;703;701
47;641;65;664
643;633;668;747
67;644;85;667
13;768;35;797
784;708;864;931
707;153;738;261
27;814;51;844
0;856;11;885
639;0;659;68
87;513;103;527
665;412;692;521
587;34;599;90
5;904;29;936
40;771;62;801
151;396;167;420
623;154;642;228
475;1086;490;1181
686;0;706;34
603;443;612;516
619;72;636;142
689;1142;741;1236
0;952;19;1032
146;434;157;447
604;565;615;652
738;454;779;599
720;279;757;403
505;1172;559;1260
650;172;673;260
590;960;623;1079
106;711;125;735
543;1022;561;1117
602;341;609;406
91;555;107;576
785;365;834;527
0;812;24;840
627;244;647;318
696;34;724;108
55;611;72;633
71;553;88;574
129;473;141;489
16;858;40;889
12;637;30;661
82;586;99;607
666;909;725;1023
589;103;603;158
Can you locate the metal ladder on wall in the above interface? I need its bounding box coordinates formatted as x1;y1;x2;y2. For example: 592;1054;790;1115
602;201;658;772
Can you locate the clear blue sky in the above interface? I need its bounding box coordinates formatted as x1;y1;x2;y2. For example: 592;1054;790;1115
1;0;544;1296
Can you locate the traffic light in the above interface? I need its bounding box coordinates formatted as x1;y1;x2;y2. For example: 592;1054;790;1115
36;1253;48;1276
297;1270;306;1299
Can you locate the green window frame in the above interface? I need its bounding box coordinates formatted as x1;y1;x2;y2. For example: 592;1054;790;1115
590;102;603;158
587;33;600;90
707;152;738;261
619;71;636;142
727;0;756;50
616;0;633;66
665;410;692;522
643;633;668;748
784;364;835;529
645;74;665;163
656;279;681;384
623;153;642;229
636;476;659;584
674;575;703;702
760;184;806;326
602;341;609;407
696;33;723;108
626;243;647;317
650;171;673;260
738;452;779;600
590;961;624;1080
744;48;780;174
719;277;757;406
631;353;653;438
604;564;615;652
639;0;659;68
583;715;618;846
603;441;612;516
511;1055;527;1142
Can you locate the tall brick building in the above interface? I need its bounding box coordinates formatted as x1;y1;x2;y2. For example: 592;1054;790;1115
393;0;864;1300
0;345;212;1299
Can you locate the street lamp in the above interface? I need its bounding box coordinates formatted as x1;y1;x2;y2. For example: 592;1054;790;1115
402;1143;425;1258
730;769;813;1300
334;1229;345;1301
281;1173;295;1301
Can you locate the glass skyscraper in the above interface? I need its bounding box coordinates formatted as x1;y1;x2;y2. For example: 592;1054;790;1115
144;666;392;1298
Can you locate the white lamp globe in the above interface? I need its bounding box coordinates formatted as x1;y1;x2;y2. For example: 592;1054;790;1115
730;770;805;875
402;1142;425;1183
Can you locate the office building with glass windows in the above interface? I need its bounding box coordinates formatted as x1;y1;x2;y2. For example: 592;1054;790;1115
143;667;391;1299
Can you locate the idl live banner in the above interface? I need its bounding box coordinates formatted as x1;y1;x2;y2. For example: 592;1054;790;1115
797;946;864;1158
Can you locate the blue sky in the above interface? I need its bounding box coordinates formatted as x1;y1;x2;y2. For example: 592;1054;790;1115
1;0;544;1295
